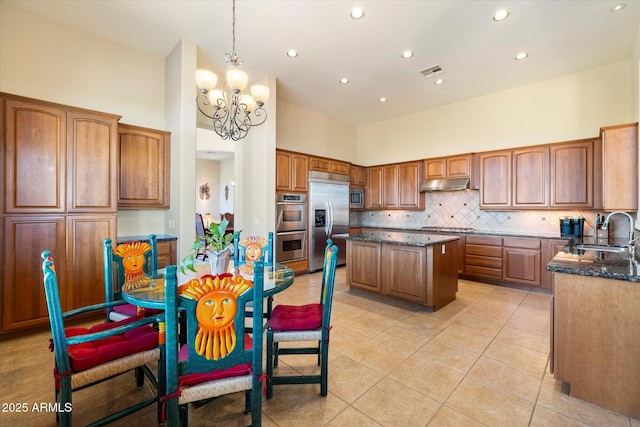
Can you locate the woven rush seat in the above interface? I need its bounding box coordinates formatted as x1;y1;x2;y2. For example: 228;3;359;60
266;241;339;398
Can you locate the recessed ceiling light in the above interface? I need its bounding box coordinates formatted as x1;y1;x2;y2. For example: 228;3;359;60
493;9;509;21
378;97;387;103
610;3;626;12
339;78;349;84
434;79;444;85
286;49;298;58
350;7;364;19
401;50;414;59
515;52;528;60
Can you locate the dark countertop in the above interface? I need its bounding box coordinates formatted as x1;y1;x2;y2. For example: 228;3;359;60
547;237;640;283
117;234;177;243
351;225;567;240
334;231;460;247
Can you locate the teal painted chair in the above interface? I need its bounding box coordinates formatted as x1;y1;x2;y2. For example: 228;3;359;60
41;251;162;427
233;231;274;329
233;231;274;267
162;262;265;426
103;235;160;322
265;240;338;398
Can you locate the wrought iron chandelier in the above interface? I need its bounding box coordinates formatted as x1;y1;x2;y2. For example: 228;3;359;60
195;0;269;141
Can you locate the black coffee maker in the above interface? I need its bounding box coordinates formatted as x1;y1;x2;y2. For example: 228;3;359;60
560;216;584;237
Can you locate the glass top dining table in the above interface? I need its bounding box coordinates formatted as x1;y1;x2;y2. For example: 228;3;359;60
121;262;295;310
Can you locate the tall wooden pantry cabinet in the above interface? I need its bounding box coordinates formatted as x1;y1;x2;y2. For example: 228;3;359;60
1;93;119;333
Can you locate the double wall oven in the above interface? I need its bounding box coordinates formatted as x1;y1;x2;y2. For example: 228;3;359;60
275;193;307;262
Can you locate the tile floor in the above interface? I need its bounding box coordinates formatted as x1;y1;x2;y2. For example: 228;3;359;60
1;268;638;426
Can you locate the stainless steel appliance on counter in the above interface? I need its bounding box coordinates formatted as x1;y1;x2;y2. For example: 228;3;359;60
276;193;307;262
308;171;349;271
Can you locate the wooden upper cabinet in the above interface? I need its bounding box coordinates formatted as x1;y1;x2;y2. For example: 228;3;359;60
601;123;638;211
276;150;308;192
117;123;171;209
398;161;424;209
68;111;119;212
382;164;399;208
550;140;594;208
447;155;473;178
424;154;473;180
309;155;349;175
365;161;423;210
479;150;512;209
424;158;446;179
512;147;549;208
365;166;383;208
4;99;67;213
350;165;366;186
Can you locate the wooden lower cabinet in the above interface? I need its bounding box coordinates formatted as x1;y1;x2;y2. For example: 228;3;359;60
541;239;568;289
66;215;117;309
2;216;66;331
502;238;541;287
347;240;382;293
2;214;116;333
382;244;426;303
552;273;640;418
157;239;177;269
464;235;503;280
347;239;458;310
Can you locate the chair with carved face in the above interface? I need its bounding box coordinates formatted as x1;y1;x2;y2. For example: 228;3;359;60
41;251;162;427
233;232;274;331
162;263;265;426
265;240;338;398
103;235;161;322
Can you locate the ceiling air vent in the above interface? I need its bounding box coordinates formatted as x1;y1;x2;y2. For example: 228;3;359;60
420;65;443;78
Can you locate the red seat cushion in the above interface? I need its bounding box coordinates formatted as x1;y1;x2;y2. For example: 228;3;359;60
177;334;253;387
113;303;162;318
65;317;158;372
269;303;323;331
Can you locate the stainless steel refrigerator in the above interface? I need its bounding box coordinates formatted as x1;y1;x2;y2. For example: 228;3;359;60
308;171;349;271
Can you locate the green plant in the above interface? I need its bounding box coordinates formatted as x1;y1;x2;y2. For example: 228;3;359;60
179;218;235;274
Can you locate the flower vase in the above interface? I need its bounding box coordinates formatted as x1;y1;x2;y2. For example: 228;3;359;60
207;246;232;276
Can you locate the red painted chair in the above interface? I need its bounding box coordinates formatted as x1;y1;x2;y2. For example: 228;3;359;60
265;240;339;398
41;251;162;427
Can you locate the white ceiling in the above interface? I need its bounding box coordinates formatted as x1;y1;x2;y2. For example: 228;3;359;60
6;0;639;129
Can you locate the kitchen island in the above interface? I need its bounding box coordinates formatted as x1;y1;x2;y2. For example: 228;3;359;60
339;231;460;310
547;240;639;419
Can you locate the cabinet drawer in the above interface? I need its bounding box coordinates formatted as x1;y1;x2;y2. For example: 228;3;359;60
465;265;503;279
466;235;502;246
503;238;541;250
466;254;503;269
157;241;172;256
466;244;503;258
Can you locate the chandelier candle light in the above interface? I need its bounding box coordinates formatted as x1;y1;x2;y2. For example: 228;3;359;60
196;0;270;141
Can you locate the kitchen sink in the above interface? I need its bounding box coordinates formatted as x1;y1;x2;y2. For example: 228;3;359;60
573;243;629;253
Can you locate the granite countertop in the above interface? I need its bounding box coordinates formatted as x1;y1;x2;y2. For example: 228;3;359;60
547;238;640;283
117;234;177;243
334;231;460;247
351;226;566;240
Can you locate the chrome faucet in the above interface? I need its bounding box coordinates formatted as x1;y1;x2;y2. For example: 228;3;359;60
601;211;635;241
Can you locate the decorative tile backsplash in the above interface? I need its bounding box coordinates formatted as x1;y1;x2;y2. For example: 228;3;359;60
353;190;637;239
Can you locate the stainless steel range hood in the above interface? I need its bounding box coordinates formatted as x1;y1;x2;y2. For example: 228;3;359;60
420;177;470;192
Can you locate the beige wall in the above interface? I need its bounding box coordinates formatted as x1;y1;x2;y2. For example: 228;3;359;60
357;60;634;166
276;98;358;163
0;3;165;129
195;159;221;217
